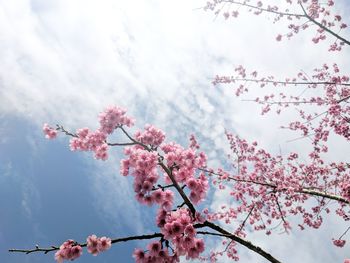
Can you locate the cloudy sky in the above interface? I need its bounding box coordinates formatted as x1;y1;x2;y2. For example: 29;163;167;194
1;0;350;262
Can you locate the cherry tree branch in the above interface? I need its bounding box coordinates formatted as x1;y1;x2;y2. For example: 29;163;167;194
108;142;137;146
238;204;255;232
214;77;350;87
10;223;283;263
221;0;304;18
299;3;350;46
214;1;350;46
203;220;282;263
200;168;350;204
272;193;288;226
56;125;78;137
9;232;163;255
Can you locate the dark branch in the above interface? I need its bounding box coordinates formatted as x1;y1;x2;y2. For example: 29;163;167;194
107;142;137;146
203;220;282;263
238;204;255;232
56;125;78;137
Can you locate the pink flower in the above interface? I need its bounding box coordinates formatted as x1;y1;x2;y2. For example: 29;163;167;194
43;123;57;139
99;106;134;134
54;240;82;262
87;235;112;256
99;236;112;251
333;239;346;247
147;241;161;256
132;248;146;262
152;189;164;204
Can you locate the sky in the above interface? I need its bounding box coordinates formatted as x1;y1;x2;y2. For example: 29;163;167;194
1;0;350;262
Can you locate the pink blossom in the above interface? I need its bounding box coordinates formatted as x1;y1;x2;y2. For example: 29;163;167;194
87;235;111;256
43;123;57;139
99;106;134;134
333;239;346;247
54;240;82;263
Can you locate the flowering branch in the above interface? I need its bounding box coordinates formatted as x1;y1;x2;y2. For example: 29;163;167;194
218;0;304;18
299;2;350;46
200;168;350;204
203;220;282;263
9;232;163;255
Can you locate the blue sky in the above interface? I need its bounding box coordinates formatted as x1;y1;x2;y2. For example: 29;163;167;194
0;116;140;262
1;0;350;262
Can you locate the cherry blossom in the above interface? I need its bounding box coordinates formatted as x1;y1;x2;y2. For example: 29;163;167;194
54;240;82;263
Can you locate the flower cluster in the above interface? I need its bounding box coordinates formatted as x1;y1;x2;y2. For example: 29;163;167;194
99;106;134;134
151;189;174;210
43;123;57;139
120;146;161;205
187;172;208;204
161;143;208;204
69;128;108;160
86;235;112;255
54;240;82;263
161;143;207;183
133;242;179;263
160;208;205;259
44;106;135;161
134;124;165;147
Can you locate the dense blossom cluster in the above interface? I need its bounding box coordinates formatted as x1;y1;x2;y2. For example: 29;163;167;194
54;240;82;263
120;146;162;205
69;128;108;160
99;106;134;134
161;208;205;259
134;124;166;147
133;208;205;263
